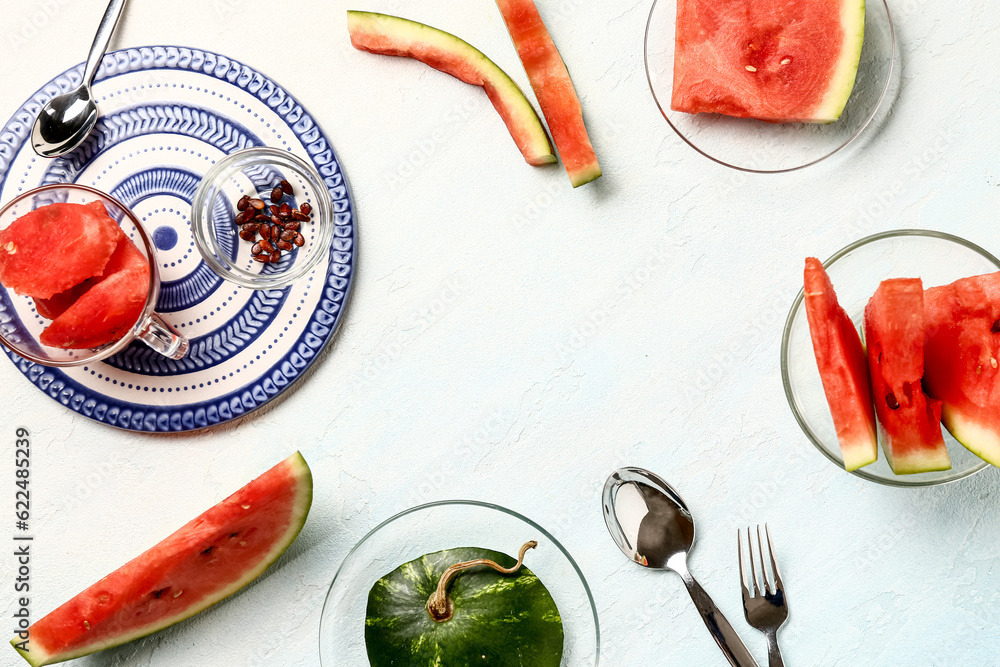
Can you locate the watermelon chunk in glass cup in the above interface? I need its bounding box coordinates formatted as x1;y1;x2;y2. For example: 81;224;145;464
0;184;188;366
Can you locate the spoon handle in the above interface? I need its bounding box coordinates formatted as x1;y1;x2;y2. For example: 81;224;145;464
677;567;760;667
82;0;129;86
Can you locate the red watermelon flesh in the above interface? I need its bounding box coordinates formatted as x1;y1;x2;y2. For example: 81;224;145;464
495;0;602;187
347;11;556;167
39;264;149;350
0;201;123;299
924;272;1000;467
10;452;313;667
33;235;147;321
671;0;866;122
864;278;951;474
803;258;877;471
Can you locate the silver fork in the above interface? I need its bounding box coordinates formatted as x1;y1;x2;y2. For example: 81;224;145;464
739;525;788;667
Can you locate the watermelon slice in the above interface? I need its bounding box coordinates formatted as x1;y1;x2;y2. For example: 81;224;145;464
803;258;877;471
495;0;602;187
347;11;555;167
10;452;312;667
924;272;1000;467
34;235;147;321
864;278;951;474
0;201;123;299
671;0;866;122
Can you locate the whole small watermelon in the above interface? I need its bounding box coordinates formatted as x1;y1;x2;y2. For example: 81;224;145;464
365;547;563;667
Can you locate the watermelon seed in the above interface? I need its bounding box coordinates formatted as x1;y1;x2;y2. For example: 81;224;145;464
173;590;183;598
780;58;791;65
83;621;90;630
152;587;169;599
991;319;1000;333
241;504;251;509
230;532;240;538
745;65;757;72
201;546;214;555
886;393;900;410
992;358;998;369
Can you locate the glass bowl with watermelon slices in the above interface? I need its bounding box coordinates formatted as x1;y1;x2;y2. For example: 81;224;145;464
644;0;897;172
0;184;188;366
781;230;1000;486
192;147;334;290
319;500;600;666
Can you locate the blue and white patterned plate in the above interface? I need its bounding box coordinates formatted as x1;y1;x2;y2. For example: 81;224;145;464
0;46;355;432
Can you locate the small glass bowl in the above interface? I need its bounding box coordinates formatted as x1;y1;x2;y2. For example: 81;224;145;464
191;148;333;289
781;230;1000;486
644;0;897;172
0;184;187;366
319;500;600;666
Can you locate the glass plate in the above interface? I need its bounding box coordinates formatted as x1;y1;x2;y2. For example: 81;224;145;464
644;0;897;172
781;230;1000;486
319;500;600;666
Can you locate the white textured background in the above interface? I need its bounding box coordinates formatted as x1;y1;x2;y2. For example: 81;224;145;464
2;0;1000;665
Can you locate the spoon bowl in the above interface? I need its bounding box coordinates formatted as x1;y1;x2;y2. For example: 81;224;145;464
603;467;760;667
31;87;99;157
603;467;695;569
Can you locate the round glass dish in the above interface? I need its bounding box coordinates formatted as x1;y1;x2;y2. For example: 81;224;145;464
0;183;187;366
781;230;1000;487
644;0;896;172
191;147;333;289
319;500;600;666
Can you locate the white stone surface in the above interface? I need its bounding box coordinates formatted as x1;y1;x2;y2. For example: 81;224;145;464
2;0;1000;665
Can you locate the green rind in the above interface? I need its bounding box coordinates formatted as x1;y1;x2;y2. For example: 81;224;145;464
568;162;602;189
11;453;313;666
365;547;563;667
811;0;866;122
943;407;1000;468
346;11;555;166
841;434;878;472
877;421;952;474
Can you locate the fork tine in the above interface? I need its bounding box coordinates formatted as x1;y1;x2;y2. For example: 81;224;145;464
756;525;771;595
746;526;759;596
765;523;783;591
738;528;749;595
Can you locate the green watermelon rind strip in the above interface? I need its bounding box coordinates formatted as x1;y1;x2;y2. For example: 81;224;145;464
11;453;313;667
346;11;556;167
812;0;866;123
495;0;602;188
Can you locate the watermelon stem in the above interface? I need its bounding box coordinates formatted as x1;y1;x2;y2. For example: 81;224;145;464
425;540;537;623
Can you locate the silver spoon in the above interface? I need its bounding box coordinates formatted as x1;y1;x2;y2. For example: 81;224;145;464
31;0;129;158
603;467;759;667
